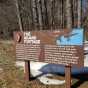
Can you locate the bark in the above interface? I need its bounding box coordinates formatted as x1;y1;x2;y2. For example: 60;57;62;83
15;0;23;31
78;0;82;28
65;0;72;30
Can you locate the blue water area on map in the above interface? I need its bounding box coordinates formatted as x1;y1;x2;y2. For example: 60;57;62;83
56;28;84;45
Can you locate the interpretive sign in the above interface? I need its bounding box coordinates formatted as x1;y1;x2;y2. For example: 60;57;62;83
14;28;84;67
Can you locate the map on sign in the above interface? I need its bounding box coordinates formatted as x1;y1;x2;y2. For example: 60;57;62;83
56;28;84;45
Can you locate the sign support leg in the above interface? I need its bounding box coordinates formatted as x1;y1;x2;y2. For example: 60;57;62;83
25;61;31;81
65;66;71;88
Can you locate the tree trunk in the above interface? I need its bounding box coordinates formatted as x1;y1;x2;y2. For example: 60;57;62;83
15;0;23;31
66;0;72;30
78;0;82;28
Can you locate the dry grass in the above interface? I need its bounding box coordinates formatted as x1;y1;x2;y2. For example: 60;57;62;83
0;41;29;88
0;40;88;88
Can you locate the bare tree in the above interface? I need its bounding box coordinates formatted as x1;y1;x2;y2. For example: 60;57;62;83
78;0;82;28
15;0;23;31
65;0;72;30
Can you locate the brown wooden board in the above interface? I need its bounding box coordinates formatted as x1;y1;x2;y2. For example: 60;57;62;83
14;30;84;67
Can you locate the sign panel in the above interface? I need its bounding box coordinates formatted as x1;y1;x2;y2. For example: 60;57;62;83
14;29;84;67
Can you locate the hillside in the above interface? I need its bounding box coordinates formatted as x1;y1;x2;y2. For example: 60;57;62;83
0;0;19;39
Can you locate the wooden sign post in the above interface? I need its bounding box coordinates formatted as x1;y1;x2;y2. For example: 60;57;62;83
14;29;84;88
25;61;31;81
65;66;71;88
